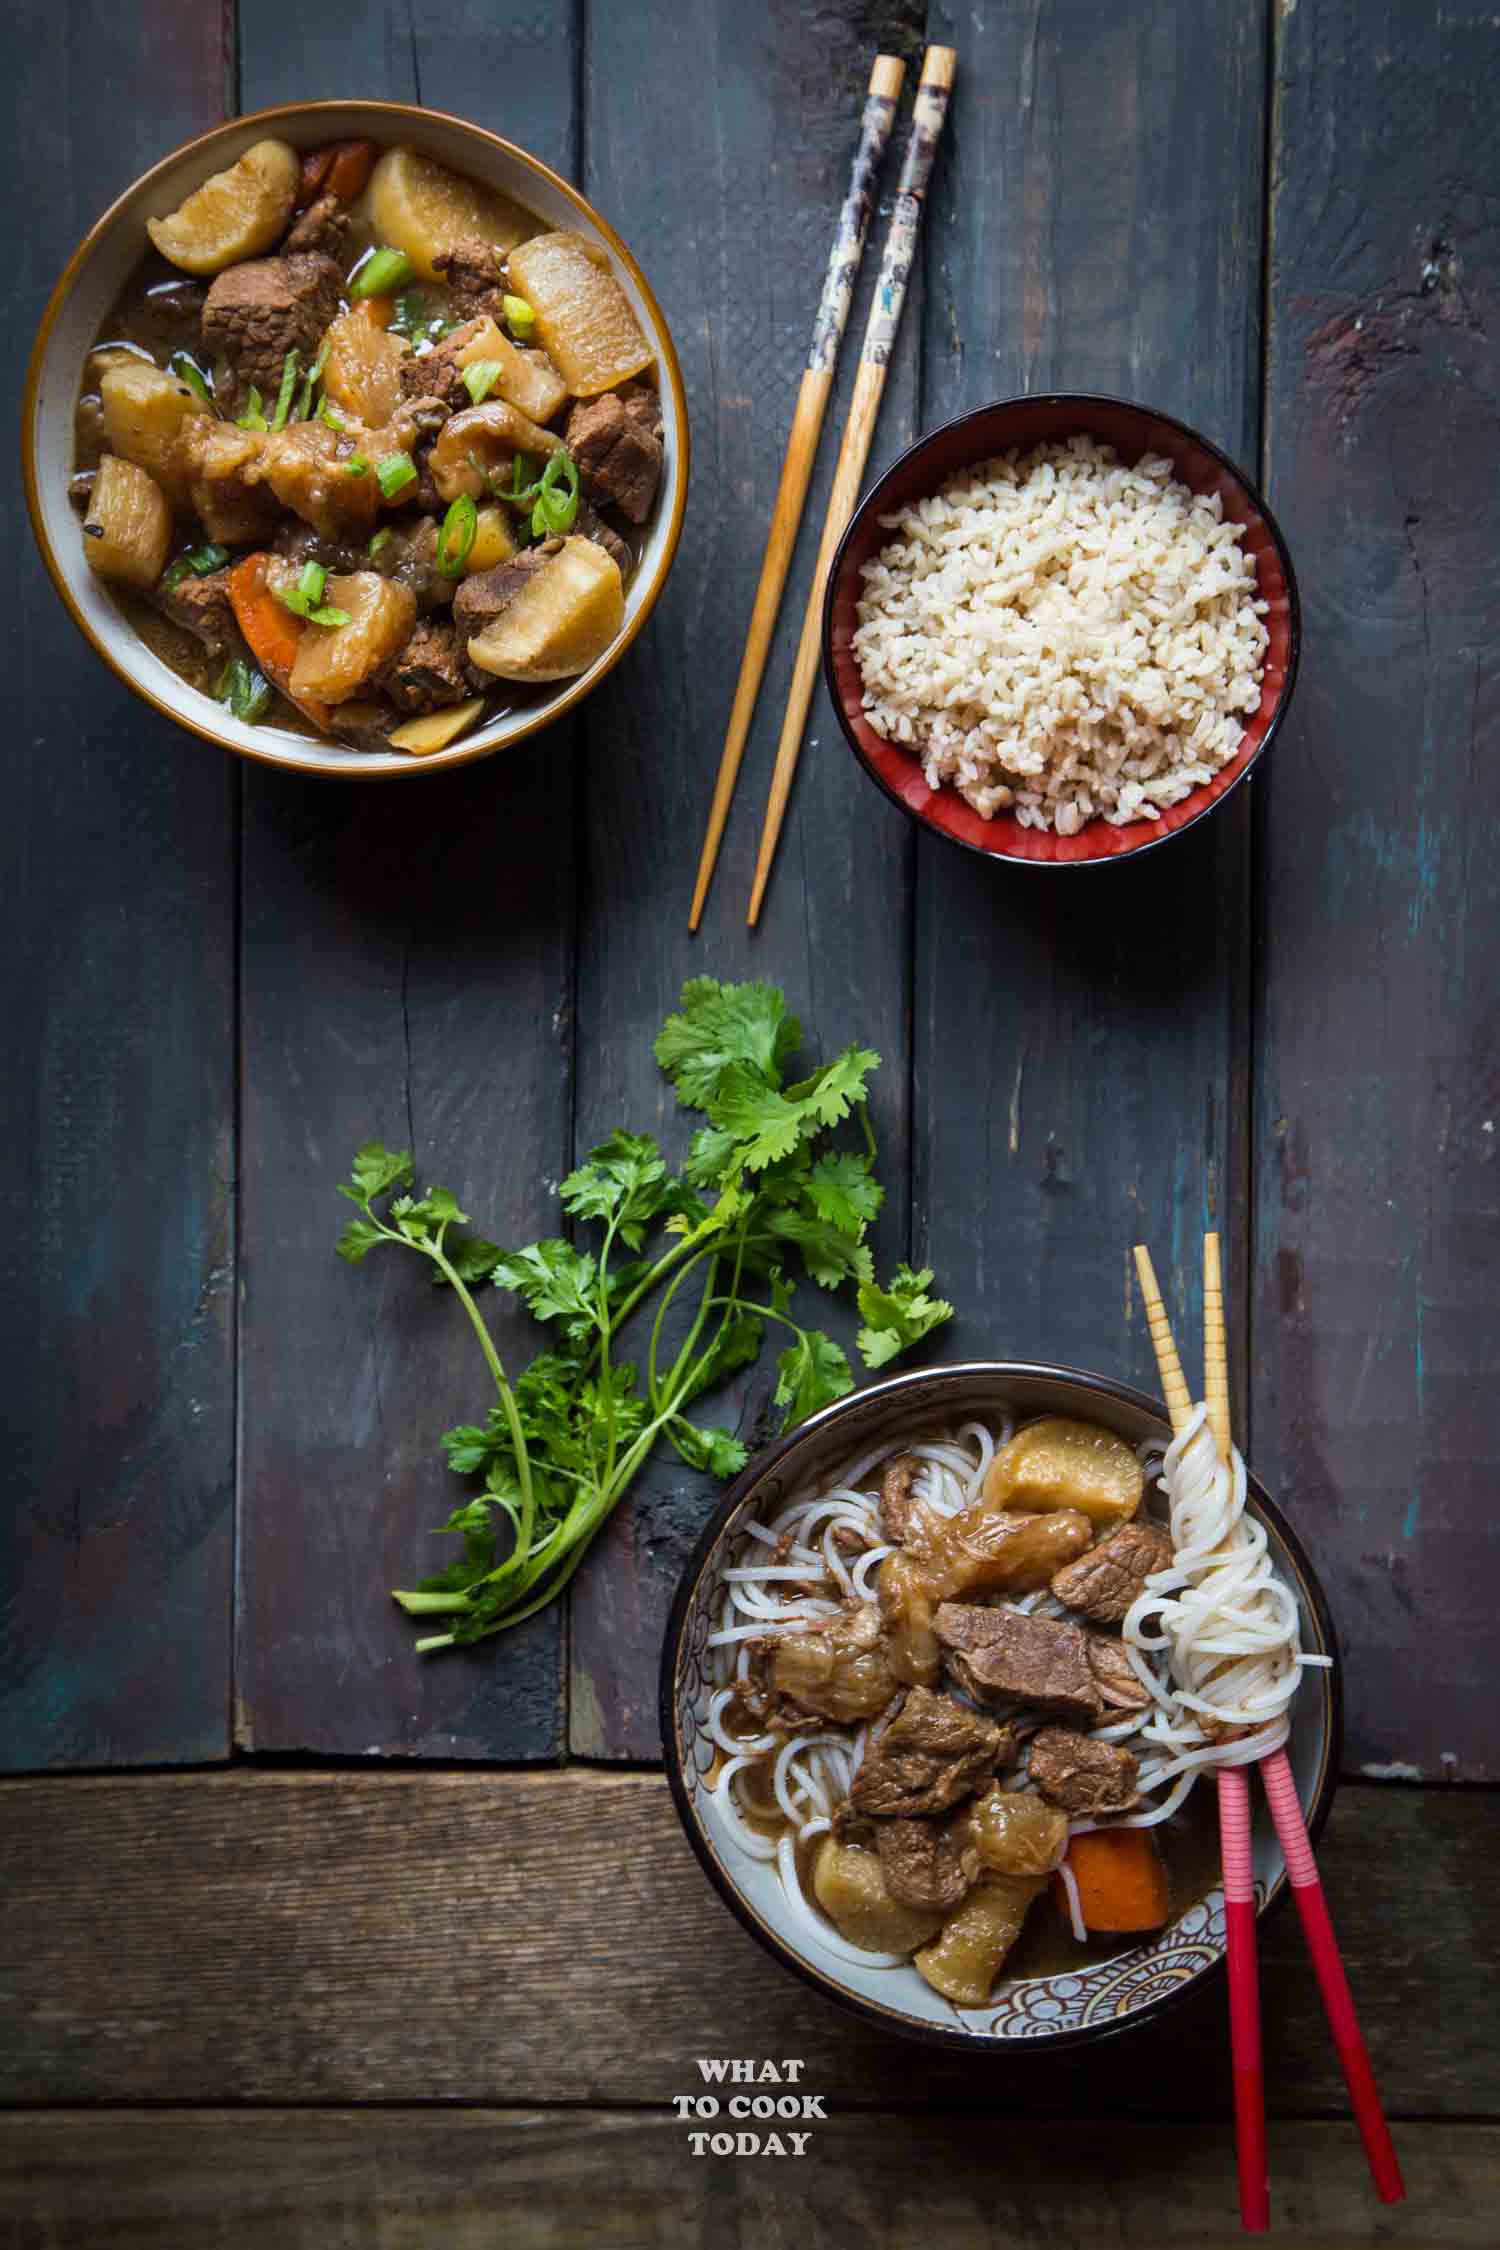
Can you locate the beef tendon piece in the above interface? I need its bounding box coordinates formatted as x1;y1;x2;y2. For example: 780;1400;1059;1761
964;1786;1069;1878
850;1687;1011;1819
877;1551;941;1689
1028;1726;1141;1816
933;1603;1103;1726
287;572;417;706
1085;1634;1152;1713
983;1417;1145;1528
768;1600;899;1725
872;1815;979;1913
1051;1518;1173;1625
565;387;663;523
909;1503;1093;1602
201;251;343;396
811;1837;944;1957
914;1872;1045;2007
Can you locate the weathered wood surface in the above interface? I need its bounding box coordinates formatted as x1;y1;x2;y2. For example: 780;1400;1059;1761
231;6;580;1759
911;0;1261;1440
3;2115;1493;2250
0;0;235;1772
3;1770;1493;2115
566;0;925;1757
1252;0;1500;1781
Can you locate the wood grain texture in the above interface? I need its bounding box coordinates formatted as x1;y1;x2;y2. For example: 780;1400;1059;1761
231;7;581;1759
1253;0;1500;1780
0;0;234;1771
566;0;928;1757
910;0;1262;1424
2;1769;1492;2115
3;2113;1494;2249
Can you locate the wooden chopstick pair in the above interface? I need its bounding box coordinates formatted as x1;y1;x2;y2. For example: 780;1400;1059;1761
1135;1237;1405;2231
688;45;957;933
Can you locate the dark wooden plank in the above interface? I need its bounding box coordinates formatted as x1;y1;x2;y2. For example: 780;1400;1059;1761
4;2114;1494;2249
0;1;234;1770
2;1769;1492;2115
911;2;1263;1422
1253;0;1500;1781
231;10;581;1758
566;0;927;1758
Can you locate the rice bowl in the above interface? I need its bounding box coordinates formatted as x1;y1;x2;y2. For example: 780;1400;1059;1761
852;436;1268;837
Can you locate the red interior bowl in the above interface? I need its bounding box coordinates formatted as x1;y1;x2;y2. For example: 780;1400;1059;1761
822;393;1300;867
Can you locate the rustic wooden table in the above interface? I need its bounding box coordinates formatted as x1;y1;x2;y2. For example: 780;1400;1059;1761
3;1;1497;2241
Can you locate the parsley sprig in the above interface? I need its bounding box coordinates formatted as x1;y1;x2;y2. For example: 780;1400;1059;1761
336;979;952;1653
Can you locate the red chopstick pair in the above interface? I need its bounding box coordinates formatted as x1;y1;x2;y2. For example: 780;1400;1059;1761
1218;1738;1405;2232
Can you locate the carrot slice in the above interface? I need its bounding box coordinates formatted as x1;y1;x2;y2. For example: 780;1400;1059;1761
324;139;378;202
226;553;332;731
1055;1828;1170;1934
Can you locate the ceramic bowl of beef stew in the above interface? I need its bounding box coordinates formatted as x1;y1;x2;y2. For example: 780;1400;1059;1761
24;101;688;776
661;1361;1340;2051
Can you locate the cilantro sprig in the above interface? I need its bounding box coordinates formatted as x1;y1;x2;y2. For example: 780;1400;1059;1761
337;979;952;1653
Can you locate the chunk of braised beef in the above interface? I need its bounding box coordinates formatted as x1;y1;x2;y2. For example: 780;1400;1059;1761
576;501;633;578
201;252;343;396
1085;1634;1152;1713
565;387;662;524
432;235;508;322
151;566;237;663
282;193;351;261
1027;1726;1140;1816
880;1453;922;1545
849;1687;1011;1818
1050;1519;1173;1626
379;617;471;714
400;316;490;411
933;1604;1104;1726
329;702;398;755
872;1814;979;1912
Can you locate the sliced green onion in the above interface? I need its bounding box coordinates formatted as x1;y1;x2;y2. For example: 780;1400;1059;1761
169;351;218;411
460;358;503;407
236;384;268;432
376;451;417;500
162;542;231;590
368;528;393;559
502;293;535;340
214;658;274;725
296;338;331;421
308;605;352;628
436;493;479;578
351;246;416;301
276;561;329;620
530;446;580;537
344;453;370;477
390;289;426;338
268;349;300;433
318;397;347;431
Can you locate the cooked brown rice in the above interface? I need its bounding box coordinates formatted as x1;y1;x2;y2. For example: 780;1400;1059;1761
852;437;1269;834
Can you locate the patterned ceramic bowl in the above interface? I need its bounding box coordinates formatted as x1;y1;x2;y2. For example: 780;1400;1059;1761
660;1361;1340;2051
822;394;1299;867
23;99;688;778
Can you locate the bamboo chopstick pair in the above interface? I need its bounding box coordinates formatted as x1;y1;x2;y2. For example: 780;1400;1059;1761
689;45;956;933
1134;1236;1405;2232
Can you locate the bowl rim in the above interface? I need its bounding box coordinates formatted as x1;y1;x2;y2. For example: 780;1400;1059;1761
658;1357;1341;2054
21;96;691;781
820;390;1302;869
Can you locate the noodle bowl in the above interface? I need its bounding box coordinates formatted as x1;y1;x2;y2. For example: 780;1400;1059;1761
665;1366;1339;2041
